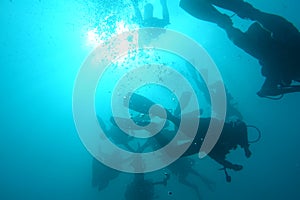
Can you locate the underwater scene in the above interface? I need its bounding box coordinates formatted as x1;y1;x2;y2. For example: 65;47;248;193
1;0;300;199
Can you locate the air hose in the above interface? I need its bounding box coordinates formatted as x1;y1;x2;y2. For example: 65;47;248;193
247;125;262;144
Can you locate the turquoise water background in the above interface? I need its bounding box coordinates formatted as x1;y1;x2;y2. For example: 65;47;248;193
1;0;300;199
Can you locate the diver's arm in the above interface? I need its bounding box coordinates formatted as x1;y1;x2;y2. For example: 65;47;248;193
223;24;262;60
160;0;170;24
131;0;143;23
180;0;232;27
221;160;243;171
209;153;243;171
252;12;300;44
217;158;243;171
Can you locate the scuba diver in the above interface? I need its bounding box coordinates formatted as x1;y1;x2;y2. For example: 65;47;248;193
181;118;251;170
167;157;216;200
123;92;261;182
92;157;120;191
173;117;255;182
179;0;300;99
131;0;170;28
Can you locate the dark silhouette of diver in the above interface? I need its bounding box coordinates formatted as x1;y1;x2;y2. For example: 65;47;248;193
123;92;261;181
122;93;259;182
180;0;300;99
182;118;251;170
132;0;170;28
174;117;255;182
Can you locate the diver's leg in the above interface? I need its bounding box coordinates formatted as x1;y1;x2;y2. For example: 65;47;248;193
209;153;243;171
222;24;260;60
160;0;170;24
210;0;260;20
256;78;281;97
211;0;300;44
257;77;300;97
251;12;300;44
179;0;233;28
131;0;143;23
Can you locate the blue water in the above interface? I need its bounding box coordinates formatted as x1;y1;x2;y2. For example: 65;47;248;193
1;0;300;199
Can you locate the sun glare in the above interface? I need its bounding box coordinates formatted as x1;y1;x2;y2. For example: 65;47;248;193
86;20;135;47
86;27;104;47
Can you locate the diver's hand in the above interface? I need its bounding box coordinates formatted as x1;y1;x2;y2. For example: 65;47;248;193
244;148;252;158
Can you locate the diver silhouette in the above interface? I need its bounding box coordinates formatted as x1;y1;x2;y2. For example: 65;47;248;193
181;118;251;171
180;0;300;99
123;92;259;182
132;0;170;28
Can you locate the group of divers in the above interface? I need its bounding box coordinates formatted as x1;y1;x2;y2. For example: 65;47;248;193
92;0;300;199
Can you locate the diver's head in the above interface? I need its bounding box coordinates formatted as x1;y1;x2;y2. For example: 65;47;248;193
144;3;154;19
